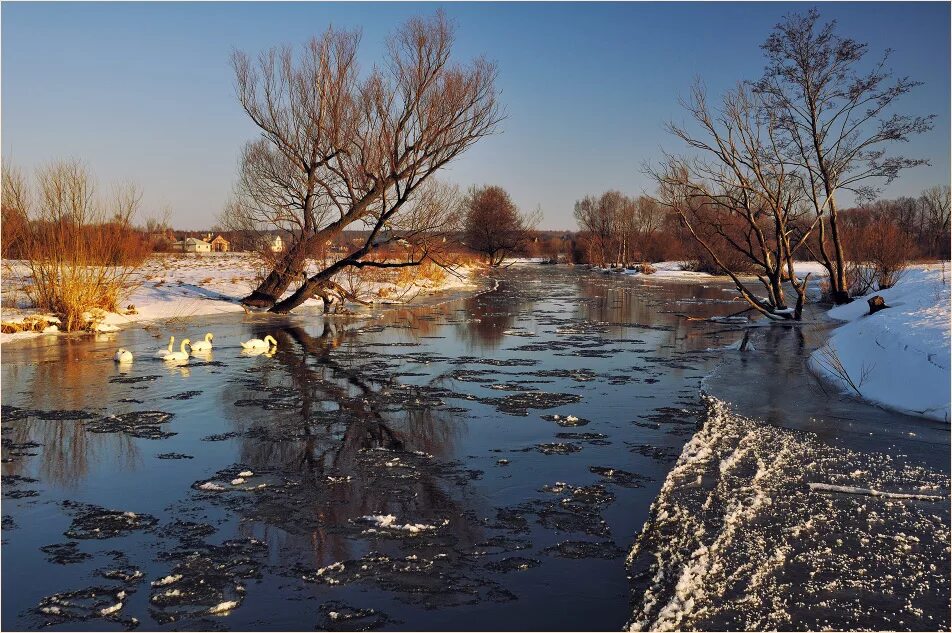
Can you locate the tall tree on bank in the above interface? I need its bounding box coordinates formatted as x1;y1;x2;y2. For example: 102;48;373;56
753;9;934;304
463;185;537;266
650;83;817;320
228;12;502;312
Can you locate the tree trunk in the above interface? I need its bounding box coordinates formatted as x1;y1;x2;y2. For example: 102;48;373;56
826;197;852;305
241;236;313;308
271;272;332;313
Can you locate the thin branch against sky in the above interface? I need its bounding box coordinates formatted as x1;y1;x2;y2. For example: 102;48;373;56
2;1;948;230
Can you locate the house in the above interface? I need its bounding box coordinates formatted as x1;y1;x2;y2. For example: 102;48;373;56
268;235;284;253
209;234;230;252
171;237;212;253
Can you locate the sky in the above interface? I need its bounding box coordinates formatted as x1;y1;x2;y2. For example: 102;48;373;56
3;2;949;230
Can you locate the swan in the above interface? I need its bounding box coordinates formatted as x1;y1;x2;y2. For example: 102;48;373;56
189;332;214;352
114;349;133;363
240;335;277;351
154;336;175;357
163;339;191;363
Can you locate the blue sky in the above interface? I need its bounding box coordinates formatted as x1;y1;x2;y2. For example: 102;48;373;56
3;2;949;230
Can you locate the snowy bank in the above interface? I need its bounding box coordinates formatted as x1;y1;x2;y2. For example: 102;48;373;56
810;264;950;422
1;253;480;344
589;260;830;282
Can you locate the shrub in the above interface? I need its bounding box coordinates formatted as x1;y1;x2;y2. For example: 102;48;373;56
843;212;916;293
4;160;146;331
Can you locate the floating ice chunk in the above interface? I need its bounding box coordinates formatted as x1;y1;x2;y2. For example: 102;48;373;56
231;478;245;485
208;600;238;615
359;514;442;533
152;574;182;587
237;470;253;477
198;482;225;491
99;602;123;616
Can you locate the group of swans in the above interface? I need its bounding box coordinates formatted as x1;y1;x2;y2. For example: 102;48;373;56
114;333;277;364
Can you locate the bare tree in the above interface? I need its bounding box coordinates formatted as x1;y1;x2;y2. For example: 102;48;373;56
754;9;934;304
229;12;502;312
574;192;665;266
1;162;30;259
649;83;817;320
919;185;951;259
463;185;536;266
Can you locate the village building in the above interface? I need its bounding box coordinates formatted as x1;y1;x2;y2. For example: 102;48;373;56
171;236;212;253
209;234;230;252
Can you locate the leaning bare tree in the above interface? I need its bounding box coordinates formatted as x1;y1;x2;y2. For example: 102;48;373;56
226;12;502;312
463;185;536;266
649;83;817;320
753;9;934;304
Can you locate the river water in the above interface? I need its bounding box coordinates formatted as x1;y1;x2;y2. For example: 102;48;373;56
1;265;948;631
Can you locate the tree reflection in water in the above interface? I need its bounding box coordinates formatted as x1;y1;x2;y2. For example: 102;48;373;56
219;319;482;572
1;336;140;488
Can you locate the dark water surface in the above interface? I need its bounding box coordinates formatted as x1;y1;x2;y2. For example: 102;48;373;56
1;266;948;631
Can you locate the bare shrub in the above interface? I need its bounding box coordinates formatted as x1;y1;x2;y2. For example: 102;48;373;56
813;343;873;397
843;210;916;292
4;160;145;331
845;262;877;297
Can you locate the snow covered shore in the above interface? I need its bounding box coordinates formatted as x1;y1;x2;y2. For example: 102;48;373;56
810;263;951;422
589;260;830;281
1;253;480;344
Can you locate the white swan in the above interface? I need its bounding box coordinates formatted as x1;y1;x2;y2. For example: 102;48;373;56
154;336;175;357
163;338;191;363
240;335;277;351
114;348;133;363
189;332;214;352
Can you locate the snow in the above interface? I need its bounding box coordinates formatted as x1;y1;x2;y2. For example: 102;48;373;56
1;253;480;344
208;600;239;615
99;602;123;616
357;514;442;533
592;260;831;282
627;395;950;631
809;264;950;422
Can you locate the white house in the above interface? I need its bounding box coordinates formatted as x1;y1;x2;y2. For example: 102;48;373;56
172;237;212;253
268;235;284;253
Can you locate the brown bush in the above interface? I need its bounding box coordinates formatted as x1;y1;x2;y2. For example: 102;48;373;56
4;160;146;331
843;212;916;292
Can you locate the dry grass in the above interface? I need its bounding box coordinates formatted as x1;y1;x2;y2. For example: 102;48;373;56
4;160;147;331
0;315;58;334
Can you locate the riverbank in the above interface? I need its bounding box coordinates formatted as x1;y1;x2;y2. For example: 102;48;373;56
810;263;950;422
627;267;950;631
0;253;482;345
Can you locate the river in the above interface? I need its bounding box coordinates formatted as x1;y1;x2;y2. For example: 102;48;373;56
1;265;948;631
